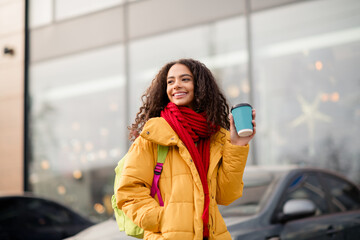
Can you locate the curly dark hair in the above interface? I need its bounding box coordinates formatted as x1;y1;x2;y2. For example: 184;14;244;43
129;58;230;141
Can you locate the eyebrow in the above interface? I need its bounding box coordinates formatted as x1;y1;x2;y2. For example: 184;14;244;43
167;74;193;79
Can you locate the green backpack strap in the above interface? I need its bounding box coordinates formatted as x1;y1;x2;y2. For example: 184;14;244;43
157;145;168;164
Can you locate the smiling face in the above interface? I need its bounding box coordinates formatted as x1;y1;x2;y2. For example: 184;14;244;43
166;63;195;109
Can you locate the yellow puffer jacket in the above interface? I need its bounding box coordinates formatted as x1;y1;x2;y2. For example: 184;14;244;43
117;117;249;240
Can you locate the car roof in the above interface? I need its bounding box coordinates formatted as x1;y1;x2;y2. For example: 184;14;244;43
243;165;359;188
244;165;299;173
0;192;58;201
242;165;298;186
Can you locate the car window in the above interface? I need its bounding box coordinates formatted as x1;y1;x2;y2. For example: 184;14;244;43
321;174;360;212
23;198;73;226
282;173;330;216
0;198;23;227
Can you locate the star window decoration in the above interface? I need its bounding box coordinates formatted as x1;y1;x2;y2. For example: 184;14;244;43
290;94;332;156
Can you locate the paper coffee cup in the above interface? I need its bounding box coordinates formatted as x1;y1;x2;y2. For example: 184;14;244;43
231;103;253;137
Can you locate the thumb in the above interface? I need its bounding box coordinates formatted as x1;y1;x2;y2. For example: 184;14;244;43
229;113;236;135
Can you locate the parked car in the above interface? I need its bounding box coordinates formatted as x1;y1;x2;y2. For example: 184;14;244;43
0;193;94;240
67;166;360;240
221;166;360;240
64;216;135;240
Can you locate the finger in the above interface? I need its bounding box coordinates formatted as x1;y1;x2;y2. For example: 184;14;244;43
229;113;235;132
252;109;256;120
229;113;240;139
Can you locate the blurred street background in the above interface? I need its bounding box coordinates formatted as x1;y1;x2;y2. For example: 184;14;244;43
0;0;359;224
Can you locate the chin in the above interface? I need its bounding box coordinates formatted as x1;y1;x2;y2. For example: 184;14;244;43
176;103;193;109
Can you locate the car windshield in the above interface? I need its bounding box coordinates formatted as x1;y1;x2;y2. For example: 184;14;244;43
219;168;279;217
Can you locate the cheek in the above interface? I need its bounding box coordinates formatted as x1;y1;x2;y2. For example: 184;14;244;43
190;92;195;102
166;86;171;99
190;85;195;97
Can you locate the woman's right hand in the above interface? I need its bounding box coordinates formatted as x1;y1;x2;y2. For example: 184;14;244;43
229;109;256;146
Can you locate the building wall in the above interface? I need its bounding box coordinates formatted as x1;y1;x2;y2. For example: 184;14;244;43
0;0;25;193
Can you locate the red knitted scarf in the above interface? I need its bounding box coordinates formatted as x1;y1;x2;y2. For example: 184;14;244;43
161;102;219;237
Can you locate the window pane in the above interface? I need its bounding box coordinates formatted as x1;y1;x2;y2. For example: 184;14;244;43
29;45;126;221
284;174;329;215
212;16;249;107
29;0;53;28
129;25;211;121
322;174;360;212
252;0;360;182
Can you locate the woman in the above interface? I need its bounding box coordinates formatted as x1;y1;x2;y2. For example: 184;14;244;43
117;59;256;240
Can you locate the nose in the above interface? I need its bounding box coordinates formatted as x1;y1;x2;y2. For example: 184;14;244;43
173;79;181;89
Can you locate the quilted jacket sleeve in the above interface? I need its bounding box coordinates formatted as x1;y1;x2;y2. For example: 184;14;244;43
216;131;249;206
116;137;164;232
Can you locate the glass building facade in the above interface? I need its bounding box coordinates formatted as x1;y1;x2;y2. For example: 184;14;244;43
28;0;360;221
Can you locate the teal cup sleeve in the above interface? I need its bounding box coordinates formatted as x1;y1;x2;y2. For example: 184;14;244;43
231;103;253;137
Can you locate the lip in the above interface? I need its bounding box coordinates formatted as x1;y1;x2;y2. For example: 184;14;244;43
173;92;187;98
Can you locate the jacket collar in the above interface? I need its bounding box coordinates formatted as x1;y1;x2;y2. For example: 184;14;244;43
140;117;179;146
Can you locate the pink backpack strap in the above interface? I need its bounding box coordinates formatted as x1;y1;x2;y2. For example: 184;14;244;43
150;145;168;206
